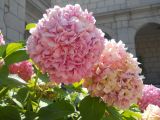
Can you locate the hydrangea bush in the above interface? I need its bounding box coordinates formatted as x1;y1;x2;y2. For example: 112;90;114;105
0;4;159;120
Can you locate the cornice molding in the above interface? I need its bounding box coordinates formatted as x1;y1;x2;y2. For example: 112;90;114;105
94;3;160;18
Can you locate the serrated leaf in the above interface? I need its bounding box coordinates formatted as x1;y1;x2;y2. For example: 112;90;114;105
79;96;105;120
38;100;75;120
26;23;36;30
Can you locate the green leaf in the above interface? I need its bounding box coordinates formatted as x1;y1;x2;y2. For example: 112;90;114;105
0;45;7;57
26;23;36;30
6;43;24;56
129;104;141;112
15;87;29;103
0;65;9;79
105;106;122;120
4;49;29;65
38;100;75;120
73;79;84;88
0;74;26;87
0;87;9;99
122;110;142;120
79;96;105;120
24;111;37;120
38;72;49;82
0;106;21;120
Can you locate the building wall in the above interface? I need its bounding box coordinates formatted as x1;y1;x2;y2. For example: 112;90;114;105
0;0;26;42
25;0;50;23
51;0;160;15
0;0;50;41
51;0;160;85
0;0;160;85
51;0;160;55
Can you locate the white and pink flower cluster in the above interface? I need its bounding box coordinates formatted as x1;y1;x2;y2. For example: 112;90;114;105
142;104;160;120
27;4;104;84
84;40;144;109
0;30;5;45
9;61;34;81
138;85;160;111
27;4;143;109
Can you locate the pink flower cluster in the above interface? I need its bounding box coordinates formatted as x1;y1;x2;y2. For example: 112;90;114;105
83;40;143;109
9;61;34;81
138;85;160;111
0;30;5;45
27;4;104;84
142;104;160;120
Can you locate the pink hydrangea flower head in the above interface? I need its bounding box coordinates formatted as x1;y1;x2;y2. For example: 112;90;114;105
84;39;144;109
138;85;160;111
142;104;160;120
9;61;34;81
27;4;104;84
0;30;5;45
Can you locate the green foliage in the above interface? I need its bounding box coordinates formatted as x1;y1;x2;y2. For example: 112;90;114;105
122;110;142;120
37;72;50;83
0;39;143;120
5;49;29;65
6;42;24;56
79;96;105;120
0;106;21;120
0;44;7;57
38;100;75;120
104;106;122;120
25;23;36;30
15;87;29;104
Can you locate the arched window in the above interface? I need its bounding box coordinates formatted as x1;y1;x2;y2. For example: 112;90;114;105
135;23;160;85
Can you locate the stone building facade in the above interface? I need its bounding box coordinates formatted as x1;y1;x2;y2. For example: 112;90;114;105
0;0;160;85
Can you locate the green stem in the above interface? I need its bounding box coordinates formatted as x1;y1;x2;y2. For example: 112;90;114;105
34;71;39;90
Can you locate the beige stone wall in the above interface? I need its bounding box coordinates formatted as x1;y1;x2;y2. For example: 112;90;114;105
51;0;160;14
0;0;160;84
51;0;160;85
0;0;26;42
51;0;160;55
